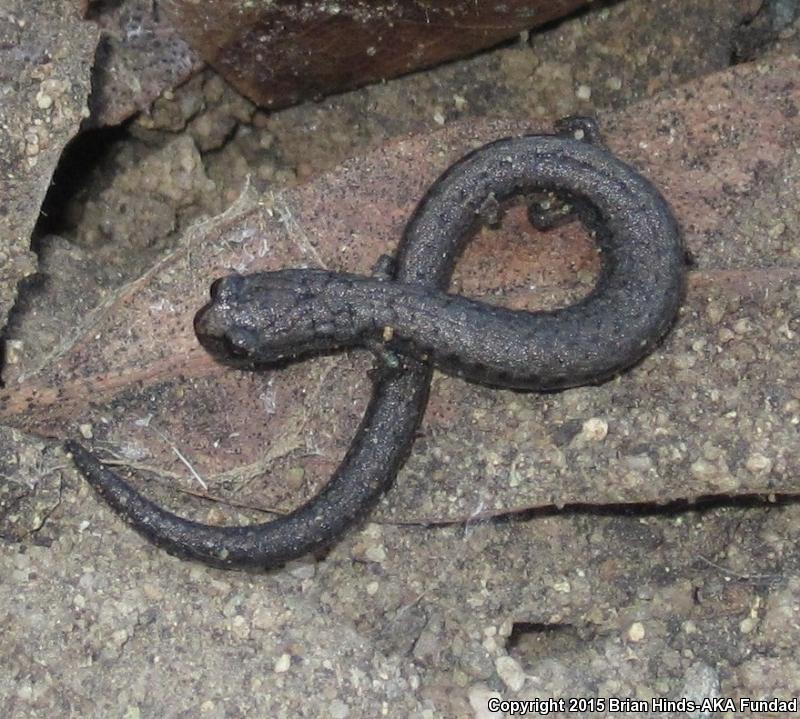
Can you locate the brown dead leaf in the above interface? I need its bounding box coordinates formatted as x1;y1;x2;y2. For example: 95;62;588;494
163;0;592;109
1;56;798;523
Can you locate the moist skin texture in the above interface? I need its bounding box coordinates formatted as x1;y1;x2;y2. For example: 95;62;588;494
67;118;685;569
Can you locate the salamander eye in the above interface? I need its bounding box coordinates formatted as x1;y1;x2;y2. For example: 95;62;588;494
210;278;225;299
210;274;246;301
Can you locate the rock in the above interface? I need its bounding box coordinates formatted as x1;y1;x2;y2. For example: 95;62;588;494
0;1;98;331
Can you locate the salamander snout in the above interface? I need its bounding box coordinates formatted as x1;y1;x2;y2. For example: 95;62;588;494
194;269;347;365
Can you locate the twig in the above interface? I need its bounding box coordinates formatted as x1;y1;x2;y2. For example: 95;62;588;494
149;427;208;490
697;554;782;583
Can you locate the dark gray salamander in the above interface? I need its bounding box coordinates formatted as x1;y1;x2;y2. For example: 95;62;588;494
67;119;685;568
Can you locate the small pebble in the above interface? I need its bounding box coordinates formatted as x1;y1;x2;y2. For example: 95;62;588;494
469;684;503;718
552;578;571;593
628;622;646;642
329;699;350;718
36;91;53;109
274;653;291;673
745;453;772;473
580;417;608;442
365;545;386;563
495;655;526;692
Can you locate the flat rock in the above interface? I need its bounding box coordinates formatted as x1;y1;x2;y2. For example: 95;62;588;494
83;0;202;127
0;1;99;327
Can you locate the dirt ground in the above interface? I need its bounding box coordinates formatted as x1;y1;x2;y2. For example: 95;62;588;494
2;1;800;717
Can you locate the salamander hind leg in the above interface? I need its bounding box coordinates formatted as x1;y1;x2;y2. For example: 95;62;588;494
527;117;606;230
527;191;578;231
553;116;604;145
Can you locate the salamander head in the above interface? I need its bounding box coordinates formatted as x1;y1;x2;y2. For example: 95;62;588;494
194;270;344;365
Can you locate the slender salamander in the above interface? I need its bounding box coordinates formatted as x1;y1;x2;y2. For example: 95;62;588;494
67;118;685;568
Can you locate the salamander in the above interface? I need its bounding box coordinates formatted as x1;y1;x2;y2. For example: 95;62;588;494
67;118;685;569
